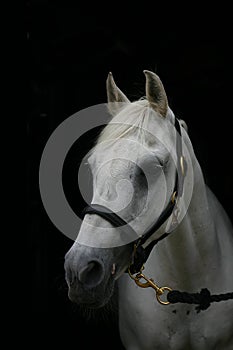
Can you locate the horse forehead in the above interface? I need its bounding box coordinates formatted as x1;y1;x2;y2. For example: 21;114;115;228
92;154;137;179
90;141;142;169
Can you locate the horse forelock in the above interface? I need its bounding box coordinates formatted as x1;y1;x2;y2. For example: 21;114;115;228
91;99;169;153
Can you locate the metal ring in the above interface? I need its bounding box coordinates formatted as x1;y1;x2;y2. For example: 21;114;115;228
171;191;177;204
156;286;173;305
128;267;136;280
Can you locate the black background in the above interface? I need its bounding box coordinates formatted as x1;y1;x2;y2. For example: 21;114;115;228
28;2;232;348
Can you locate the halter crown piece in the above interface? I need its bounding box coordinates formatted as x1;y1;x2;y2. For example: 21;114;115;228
82;118;186;274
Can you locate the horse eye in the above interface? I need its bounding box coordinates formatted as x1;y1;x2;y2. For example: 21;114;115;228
156;156;169;168
156;158;164;167
135;167;145;178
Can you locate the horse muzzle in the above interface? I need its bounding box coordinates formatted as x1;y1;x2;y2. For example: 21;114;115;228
64;246;116;307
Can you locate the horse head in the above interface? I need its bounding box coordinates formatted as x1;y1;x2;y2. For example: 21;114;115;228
64;71;180;308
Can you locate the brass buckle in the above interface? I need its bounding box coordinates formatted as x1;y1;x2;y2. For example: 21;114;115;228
180;156;185;176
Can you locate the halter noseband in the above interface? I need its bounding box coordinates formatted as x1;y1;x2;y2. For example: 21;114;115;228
82;118;186;273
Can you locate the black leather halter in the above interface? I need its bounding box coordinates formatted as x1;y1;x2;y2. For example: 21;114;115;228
82;118;186;273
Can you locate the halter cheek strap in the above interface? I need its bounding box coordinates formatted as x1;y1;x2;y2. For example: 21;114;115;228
82;118;186;273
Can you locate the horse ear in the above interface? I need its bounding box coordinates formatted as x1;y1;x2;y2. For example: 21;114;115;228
106;72;130;116
144;70;168;117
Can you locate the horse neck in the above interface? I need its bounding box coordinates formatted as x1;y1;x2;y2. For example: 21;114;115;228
150;132;220;290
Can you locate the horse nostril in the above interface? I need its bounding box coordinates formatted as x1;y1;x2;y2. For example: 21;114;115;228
78;260;104;288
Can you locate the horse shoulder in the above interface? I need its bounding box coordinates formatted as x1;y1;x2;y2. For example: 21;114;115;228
206;185;233;238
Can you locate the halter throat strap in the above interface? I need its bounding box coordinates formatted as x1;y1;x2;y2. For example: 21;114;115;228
82;118;185;273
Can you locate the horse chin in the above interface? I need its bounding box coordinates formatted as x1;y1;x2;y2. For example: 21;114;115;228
68;275;116;310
